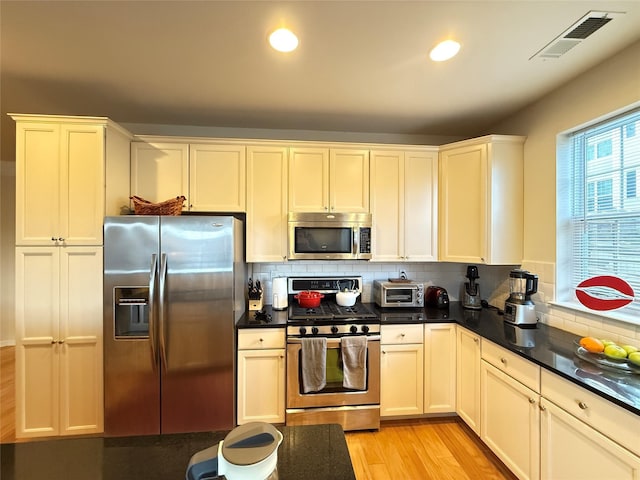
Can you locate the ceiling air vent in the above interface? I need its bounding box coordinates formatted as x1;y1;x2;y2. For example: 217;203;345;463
530;10;623;60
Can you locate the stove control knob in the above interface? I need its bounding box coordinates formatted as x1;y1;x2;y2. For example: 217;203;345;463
299;327;307;335
311;327;319;335
361;325;370;333
330;326;339;334
350;325;358;334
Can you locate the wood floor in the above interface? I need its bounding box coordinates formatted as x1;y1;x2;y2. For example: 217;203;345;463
1;346;516;478
346;418;517;480
1;346;16;443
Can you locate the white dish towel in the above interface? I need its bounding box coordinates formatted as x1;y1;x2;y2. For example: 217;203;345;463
342;336;368;390
301;337;327;393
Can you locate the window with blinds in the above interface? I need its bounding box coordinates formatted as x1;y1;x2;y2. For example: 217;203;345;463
559;107;640;321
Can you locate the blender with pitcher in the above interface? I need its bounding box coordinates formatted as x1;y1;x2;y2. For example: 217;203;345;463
504;269;538;326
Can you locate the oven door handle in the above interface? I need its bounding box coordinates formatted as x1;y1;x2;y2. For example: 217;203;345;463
287;335;380;346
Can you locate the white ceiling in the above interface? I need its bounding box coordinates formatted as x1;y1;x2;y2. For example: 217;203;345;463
2;1;640;138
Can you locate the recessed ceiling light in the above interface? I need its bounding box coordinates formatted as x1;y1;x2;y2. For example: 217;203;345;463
429;40;461;62
269;28;299;53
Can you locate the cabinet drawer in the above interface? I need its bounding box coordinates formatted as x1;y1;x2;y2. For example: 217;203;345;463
481;340;540;393
541;369;640;458
381;324;423;344
238;328;285;349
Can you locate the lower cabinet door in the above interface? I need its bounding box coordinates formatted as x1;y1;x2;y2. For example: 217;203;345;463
481;361;540;480
237;349;285;424
540;398;640;480
380;343;424;417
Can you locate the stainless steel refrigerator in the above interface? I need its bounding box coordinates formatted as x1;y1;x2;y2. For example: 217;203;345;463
103;215;245;436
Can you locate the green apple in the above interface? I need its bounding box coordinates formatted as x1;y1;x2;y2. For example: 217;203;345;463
621;345;639;356
604;344;628;359
628;352;640;367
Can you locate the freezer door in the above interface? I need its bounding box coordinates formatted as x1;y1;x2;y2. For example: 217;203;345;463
159;216;237;433
103;216;161;436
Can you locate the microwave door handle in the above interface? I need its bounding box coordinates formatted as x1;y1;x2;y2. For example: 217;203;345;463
353;227;359;255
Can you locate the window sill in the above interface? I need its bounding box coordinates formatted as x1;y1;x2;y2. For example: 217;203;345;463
549;300;640;327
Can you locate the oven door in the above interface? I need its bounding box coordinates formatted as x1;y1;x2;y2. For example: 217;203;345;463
382;285;419;307
286;336;380;408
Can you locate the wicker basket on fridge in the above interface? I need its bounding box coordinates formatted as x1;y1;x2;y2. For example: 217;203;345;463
130;195;186;215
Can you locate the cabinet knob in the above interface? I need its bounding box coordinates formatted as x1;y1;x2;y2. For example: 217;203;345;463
578;401;588;410
58;237;65;242
382;350;386;355
500;357;507;364
528;397;536;404
58;340;64;344
473;337;479;343
259;338;264;343
51;340;56;344
539;404;546;411
51;237;57;242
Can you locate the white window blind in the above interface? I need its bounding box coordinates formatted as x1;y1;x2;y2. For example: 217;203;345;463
559;107;640;320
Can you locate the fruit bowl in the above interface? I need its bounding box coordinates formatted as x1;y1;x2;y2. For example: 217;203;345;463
574;341;640;375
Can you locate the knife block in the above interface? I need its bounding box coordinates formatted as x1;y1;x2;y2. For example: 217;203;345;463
249;294;264;311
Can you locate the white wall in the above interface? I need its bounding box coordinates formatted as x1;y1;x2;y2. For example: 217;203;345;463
491;39;640;344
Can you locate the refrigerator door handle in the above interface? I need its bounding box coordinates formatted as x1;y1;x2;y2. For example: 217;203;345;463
159;252;168;371
149;253;158;368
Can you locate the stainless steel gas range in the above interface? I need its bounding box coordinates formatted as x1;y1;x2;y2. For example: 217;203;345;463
285;276;381;431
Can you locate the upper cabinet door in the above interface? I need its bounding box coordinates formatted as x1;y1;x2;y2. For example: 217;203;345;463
439;143;488;263
370;150;403;261
246;145;289;262
15;122;105;246
60;124;105;245
288;147;329;212
329;148;369;213
16;122;61;245
189;144;246;212
131;142;189;208
404;150;438;261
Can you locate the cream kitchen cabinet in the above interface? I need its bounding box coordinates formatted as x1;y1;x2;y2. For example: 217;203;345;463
539;398;640;480
380;324;424;417
15;246;103;438
288;146;369;213
481;341;541;480
189;144;246;211
455;326;481;434
370;149;438;262
131;141;246;212
237;329;286;425
12;114;131;246
540;369;640;479
246;145;288;262
423;323;456;414
130;142;189;208
438;135;525;264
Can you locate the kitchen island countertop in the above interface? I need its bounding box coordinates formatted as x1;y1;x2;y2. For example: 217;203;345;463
0;424;355;480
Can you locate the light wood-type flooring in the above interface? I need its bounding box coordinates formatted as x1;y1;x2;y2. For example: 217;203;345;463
1;346;515;478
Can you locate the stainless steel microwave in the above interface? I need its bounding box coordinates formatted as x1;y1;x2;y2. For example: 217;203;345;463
373;280;425;308
288;212;372;260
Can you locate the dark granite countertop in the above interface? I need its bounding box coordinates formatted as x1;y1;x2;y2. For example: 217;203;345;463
0;424;355;480
237;302;639;416
384;301;640;417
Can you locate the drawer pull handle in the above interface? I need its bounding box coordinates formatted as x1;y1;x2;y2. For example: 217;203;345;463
578;401;588;410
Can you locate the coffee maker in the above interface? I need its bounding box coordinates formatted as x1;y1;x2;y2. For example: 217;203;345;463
462;265;482;310
504;269;539;326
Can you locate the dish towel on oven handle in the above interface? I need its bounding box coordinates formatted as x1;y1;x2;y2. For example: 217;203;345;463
341;336;368;390
301;337;327;393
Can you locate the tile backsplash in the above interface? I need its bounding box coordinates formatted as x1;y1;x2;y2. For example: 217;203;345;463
250;260;639;343
250;261;516;307
522;260;639;344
